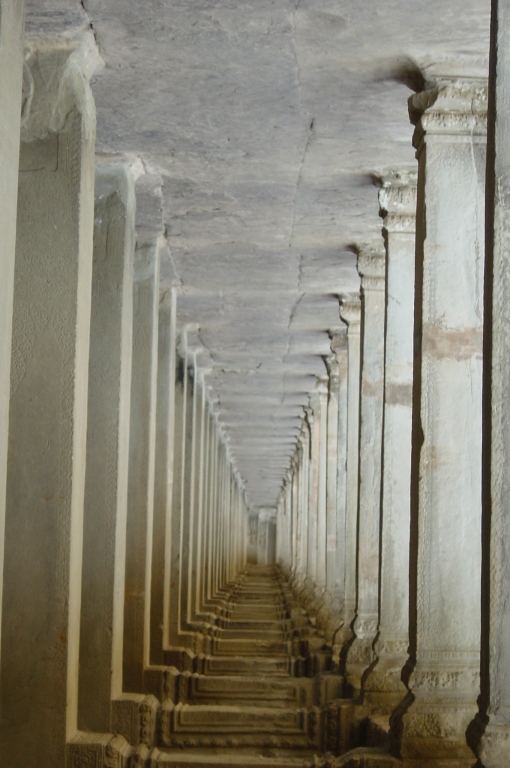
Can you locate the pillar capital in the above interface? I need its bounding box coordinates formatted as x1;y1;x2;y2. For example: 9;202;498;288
409;57;488;148
339;293;361;332
329;325;348;356
378;169;417;234
21;35;102;143
323;353;339;386
356;247;386;292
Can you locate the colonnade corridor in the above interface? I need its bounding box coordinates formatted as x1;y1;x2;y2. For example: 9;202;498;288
3;0;510;767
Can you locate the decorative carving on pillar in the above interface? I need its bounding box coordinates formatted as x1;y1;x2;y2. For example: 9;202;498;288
394;58;487;765
343;247;386;696
332;295;361;661
362;170;417;713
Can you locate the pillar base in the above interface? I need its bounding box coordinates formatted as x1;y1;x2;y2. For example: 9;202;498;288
362;653;409;713
112;693;159;748
345;636;376;695
399;699;478;765
479;722;510;767
67;733;133;767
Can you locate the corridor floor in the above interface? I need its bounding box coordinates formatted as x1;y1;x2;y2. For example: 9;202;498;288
153;565;329;767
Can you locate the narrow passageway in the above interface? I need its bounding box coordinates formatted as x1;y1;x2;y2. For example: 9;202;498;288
4;3;510;767
154;566;332;767
151;565;394;768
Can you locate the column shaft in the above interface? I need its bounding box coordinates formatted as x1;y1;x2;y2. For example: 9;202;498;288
335;295;361;657
398;62;487;764
78;164;135;732
0;45;96;766
364;171;417;710
123;238;160;692
345;248;386;693
0;0;25;661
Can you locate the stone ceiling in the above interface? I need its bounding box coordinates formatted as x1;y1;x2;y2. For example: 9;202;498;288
26;0;490;507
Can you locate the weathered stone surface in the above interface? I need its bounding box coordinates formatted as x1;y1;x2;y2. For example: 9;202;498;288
0;0;25;659
396;58;487;764
26;0;490;510
124;237;161;692
363;171;417;711
344;249;386;694
479;0;510;763
0;40;97;767
79;162;136;733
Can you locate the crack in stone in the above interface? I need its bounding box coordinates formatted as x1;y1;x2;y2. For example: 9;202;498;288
80;0;104;60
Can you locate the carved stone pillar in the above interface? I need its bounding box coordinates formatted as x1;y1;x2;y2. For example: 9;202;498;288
315;376;329;594
334;295;361;658
317;353;340;636
478;7;510;761
324;355;340;593
344;248;386;695
78;164;135;733
397;60;487;764
323;327;348;645
363;171;417;711
0;42;97;767
151;287;178;665
0;0;25;657
296;427;310;590
123;237;160;692
305;402;318;588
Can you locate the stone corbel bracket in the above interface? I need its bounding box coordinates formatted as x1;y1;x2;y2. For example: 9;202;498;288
408;55;488;148
377;168;418;235
21;32;103;143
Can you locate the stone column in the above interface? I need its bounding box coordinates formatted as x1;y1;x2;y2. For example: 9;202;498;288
0;42;97;767
177;342;197;638
334;294;361;659
315;376;329;594
78;164;135;733
344;248;386;694
150;287;177;666
324;354;340;594
363;171;417;711
123;237;160;693
0;0;25;660
166;348;186;653
195;401;211;619
324;327;348;645
397;60;487;764
479;7;510;761
293;429;308;589
247;510;259;564
162;289;178;652
289;457;297;575
306;398;319;590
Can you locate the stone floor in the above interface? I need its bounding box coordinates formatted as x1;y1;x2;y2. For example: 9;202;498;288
150;565;396;768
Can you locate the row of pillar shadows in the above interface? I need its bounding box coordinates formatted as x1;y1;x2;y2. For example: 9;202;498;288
1;15;510;768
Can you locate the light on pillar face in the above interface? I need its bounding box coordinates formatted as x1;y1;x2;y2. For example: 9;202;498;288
0;39;99;766
395;58;487;764
334;294;361;659
362;169;417;712
321;326;348;647
344;246;386;697
304;402;317;588
479;5;510;760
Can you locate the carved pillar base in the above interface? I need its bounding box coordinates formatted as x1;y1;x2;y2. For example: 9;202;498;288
363;639;409;713
398;666;479;766
479;724;510;767
345;616;378;695
320;592;342;644
111;694;159;749
67;733;133;768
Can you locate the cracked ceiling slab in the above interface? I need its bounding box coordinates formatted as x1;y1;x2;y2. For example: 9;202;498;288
26;0;490;507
